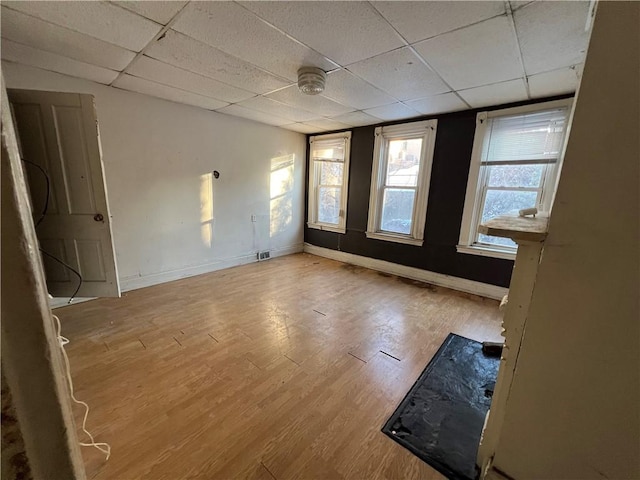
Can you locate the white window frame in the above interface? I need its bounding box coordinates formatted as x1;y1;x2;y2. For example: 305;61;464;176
307;131;352;234
366;119;438;246
457;99;572;260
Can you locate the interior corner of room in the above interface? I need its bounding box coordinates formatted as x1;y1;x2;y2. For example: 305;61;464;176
1;1;638;479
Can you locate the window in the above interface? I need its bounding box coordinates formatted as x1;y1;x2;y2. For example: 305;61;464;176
458;99;572;259
366;120;438;246
307;132;351;233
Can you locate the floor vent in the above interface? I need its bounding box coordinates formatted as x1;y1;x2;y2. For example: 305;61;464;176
257;251;271;261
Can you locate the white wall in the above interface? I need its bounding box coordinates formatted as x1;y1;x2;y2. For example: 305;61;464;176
3;62;306;291
491;2;639;478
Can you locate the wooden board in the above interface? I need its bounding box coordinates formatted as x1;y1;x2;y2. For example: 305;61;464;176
479;214;549;243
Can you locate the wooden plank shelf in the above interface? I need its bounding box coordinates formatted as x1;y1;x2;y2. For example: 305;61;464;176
479;213;549;243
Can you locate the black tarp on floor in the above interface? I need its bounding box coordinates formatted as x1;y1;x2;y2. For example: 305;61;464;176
382;333;500;480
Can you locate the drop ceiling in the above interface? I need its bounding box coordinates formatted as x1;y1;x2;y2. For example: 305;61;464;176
0;1;592;133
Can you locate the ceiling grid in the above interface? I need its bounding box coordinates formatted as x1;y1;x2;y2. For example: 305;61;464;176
108;0;191;89
367;0;473;110
0;0;591;132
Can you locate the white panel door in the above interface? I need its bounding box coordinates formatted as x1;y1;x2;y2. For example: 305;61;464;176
9;89;120;297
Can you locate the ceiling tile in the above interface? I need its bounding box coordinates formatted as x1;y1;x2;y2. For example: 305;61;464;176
372;1;505;44
458;79;528;108
0;0;590;132
126;56;254;103
1;39;118;85
347;47;449;101
240;1;404;65
414;16;523;90
405;92;468;115
112;1;187;25
510;1;535;11
172;2;336;82
282;123;321;134
363;102;421;121
235;96;318;122
515;1;591;75
324;69;396;110
145;30;291;95
266;85;354;117
302;118;351;132
528;65;581;98
113;74;229;110
329;111;382;127
1;7;135;71
216;104;292;127
3;1;161;51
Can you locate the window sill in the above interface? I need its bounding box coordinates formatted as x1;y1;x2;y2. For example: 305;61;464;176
307;223;346;234
366;231;423;246
456;244;516;261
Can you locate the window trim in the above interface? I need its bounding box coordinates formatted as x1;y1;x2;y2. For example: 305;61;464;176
307;131;352;234
366;119;438;246
457;99;572;259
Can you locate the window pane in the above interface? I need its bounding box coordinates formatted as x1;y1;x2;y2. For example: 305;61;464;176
318;186;341;224
478;189;538;247
381;188;415;234
481;189;538;222
478;232;517;248
319;161;343;186
487;164;544;188
386;138;422;187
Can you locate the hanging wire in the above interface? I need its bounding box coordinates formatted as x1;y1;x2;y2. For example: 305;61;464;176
21;158;50;228
21;157;83;303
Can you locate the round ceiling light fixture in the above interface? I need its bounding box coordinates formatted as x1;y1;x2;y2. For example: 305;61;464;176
297;67;326;95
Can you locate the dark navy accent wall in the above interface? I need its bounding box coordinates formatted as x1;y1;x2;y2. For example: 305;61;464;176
304;95;572;288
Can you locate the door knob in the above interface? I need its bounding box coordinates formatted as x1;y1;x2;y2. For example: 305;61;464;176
94;213;104;222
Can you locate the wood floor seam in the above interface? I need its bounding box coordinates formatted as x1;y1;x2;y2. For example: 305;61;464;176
56;253;502;480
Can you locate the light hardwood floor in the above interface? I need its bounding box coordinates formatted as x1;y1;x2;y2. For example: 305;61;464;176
56;253;503;480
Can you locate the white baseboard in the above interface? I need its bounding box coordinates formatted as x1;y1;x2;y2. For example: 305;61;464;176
303;243;508;300
120;243;303;292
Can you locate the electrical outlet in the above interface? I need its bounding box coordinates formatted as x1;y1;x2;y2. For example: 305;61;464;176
251;214;257;222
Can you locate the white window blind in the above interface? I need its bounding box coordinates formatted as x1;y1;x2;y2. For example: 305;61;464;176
483;108;569;165
312;138;346;163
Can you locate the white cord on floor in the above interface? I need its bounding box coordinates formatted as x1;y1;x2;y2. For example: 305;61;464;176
54;314;111;460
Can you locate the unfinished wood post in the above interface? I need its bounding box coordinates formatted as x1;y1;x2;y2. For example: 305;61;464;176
1;74;85;478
